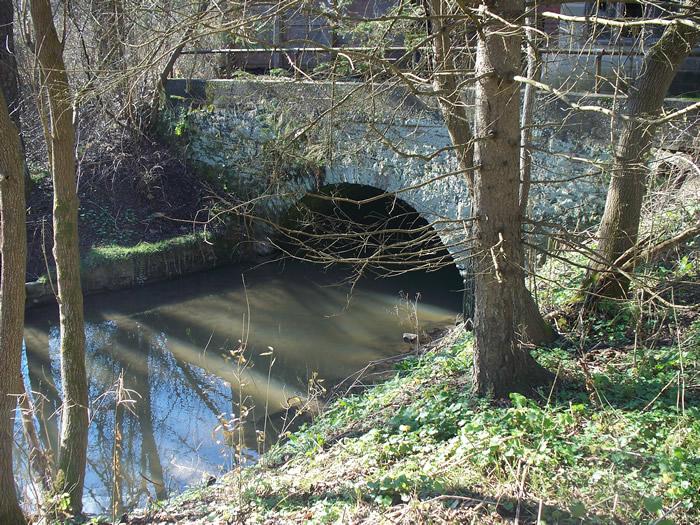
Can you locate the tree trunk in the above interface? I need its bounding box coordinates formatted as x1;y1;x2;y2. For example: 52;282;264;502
29;0;88;515
91;0;126;71
0;0;33;195
516;10;555;345
471;0;551;397
426;0;478;323
591;5;700;301
427;0;474;190
428;0;553;343
0;89;28;525
148;0;210;132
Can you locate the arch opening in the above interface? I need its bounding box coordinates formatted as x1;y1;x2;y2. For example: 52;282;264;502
278;183;463;308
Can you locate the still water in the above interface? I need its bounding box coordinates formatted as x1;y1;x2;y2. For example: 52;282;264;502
20;260;461;513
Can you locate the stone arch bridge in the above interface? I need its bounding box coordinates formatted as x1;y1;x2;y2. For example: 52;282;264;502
164;78;696;271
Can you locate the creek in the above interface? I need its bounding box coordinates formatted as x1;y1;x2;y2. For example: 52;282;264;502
20;260;461;514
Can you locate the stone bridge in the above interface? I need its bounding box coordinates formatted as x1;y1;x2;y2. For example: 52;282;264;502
164;78;697;270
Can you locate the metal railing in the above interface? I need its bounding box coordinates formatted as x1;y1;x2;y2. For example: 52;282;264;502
179;45;700;94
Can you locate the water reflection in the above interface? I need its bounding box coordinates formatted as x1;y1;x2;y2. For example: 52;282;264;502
20;261;460;513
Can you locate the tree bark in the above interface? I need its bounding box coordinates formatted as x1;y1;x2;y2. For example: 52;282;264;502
591;5;700;301
471;0;551;397
516;9;555;345
29;0;89;514
427;0;474;191
0;0;33;195
428;0;553;343
0;88;28;525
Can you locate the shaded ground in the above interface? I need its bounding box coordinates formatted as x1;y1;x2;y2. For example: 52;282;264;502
25;137;212;280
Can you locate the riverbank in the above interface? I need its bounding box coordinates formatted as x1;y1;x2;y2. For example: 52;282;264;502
121;311;700;524
24;232;249;308
25;136;215;282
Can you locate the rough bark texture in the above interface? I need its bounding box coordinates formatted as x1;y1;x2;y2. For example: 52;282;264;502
592;6;700;300
0;0;32;194
30;0;89;514
428;0;553;343
0;90;28;525
0;0;21;128
472;0;550;397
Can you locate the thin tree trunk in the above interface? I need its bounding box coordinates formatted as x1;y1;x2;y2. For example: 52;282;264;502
0;89;28;525
91;0;126;71
516;9;555;345
426;0;478;323
29;0;88;514
472;0;551;397
519;10;539;216
111;375;125;519
148;0;210;131
427;0;474;190
590;4;700;301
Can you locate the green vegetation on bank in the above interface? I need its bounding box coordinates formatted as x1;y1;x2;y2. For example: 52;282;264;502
134;318;699;524
81;233;207;268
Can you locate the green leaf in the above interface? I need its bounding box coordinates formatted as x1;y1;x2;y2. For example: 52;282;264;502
643;496;663;514
569;500;587;518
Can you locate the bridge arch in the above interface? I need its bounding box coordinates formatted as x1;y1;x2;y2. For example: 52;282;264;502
273;182;462;276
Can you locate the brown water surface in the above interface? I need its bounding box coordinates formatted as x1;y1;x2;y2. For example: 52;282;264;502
20;260;461;513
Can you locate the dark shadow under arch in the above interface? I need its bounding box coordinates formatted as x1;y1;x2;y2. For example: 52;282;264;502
279;183;463;303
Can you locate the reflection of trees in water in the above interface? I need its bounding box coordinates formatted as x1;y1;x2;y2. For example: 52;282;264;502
24;323;61;464
19;261;460;512
86;322;171;513
23;319;175;513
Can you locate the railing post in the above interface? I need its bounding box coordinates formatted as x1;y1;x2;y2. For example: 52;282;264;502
594;51;603;93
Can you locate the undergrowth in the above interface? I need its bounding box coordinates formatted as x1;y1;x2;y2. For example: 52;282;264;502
136;319;700;524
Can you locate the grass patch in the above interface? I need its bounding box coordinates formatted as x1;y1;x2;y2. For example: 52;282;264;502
82;233;206;268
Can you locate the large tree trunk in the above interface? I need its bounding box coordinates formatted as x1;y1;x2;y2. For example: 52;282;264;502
0;90;28;525
471;0;550;397
0;0;32;195
0;0;21;129
428;0;553;343
29;0;89;515
591;6;700;301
